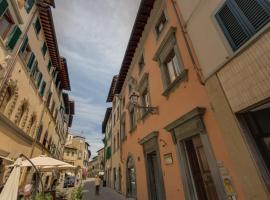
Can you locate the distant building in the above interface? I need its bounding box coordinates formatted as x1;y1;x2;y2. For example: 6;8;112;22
0;0;74;188
106;76;122;192
88;147;105;178
63;134;91;182
102;107;112;186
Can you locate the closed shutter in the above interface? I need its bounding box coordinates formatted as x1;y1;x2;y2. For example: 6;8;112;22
216;0;270;50
47;61;52;72
233;0;270;31
0;0;8;17
25;0;35;13
36;73;42;88
34;18;41;34
6;26;22;50
20;37;29;53
40;81;46;97
41;42;47;56
27;53;35;70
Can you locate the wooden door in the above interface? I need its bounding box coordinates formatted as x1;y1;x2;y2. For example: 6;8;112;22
185;136;219;200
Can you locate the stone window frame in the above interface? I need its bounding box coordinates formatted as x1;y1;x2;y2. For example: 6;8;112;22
164;107;226;200
137;73;152;120
120;112;127;141
153;8;169;41
127;102;137;133
138;51;145;75
153;26;188;97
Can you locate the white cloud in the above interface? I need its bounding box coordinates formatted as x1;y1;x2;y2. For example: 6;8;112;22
52;0;140;158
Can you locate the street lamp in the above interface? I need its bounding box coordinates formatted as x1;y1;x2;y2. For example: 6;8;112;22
129;92;158;114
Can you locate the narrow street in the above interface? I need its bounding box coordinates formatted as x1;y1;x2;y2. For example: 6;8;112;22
82;178;126;200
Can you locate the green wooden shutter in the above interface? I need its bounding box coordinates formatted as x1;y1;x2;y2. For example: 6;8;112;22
34;18;41;34
40;81;46;97
20;37;29;53
25;0;35;13
27;53;35;70
36;73;43;88
41;42;47;56
31;61;38;77
6;26;22;50
0;0;8;17
106;146;112;160
47;61;52;72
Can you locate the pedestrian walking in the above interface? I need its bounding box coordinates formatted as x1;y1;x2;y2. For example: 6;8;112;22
95;175;101;195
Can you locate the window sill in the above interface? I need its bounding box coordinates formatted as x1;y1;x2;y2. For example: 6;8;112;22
162;69;188;97
129;125;137;134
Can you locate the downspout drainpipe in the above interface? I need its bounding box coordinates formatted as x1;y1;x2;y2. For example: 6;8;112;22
171;0;205;85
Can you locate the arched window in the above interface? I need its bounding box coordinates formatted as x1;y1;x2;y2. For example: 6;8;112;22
36;124;43;142
0;87;12;112
0;80;17;115
26;113;37;136
42;131;48;147
126;155;136;198
15;100;29;127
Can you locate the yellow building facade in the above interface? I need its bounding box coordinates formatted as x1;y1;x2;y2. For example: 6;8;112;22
0;0;74;188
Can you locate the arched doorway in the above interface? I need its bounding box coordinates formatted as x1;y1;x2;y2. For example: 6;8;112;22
126;155;136;198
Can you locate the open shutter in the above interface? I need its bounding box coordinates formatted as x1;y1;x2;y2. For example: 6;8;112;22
40;81;46;97
20;37;29;53
233;0;270;31
6;26;22;50
0;0;8;17
27;53;35;70
31;61;38;77
216;3;250;50
25;0;35;13
36;73;43;88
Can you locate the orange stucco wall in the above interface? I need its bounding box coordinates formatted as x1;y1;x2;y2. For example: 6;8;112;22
120;0;245;199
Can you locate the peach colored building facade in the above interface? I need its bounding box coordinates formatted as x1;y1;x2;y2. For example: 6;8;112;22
103;0;256;199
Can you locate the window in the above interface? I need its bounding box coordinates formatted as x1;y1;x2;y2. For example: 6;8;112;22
41;42;47;56
46;92;52;107
34;18;41;35
67;151;70;156
30;61;38;79
36;73;42;88
138;54;145;74
121;117;126;140
25;0;35;13
39;81;46;97
129;108;136;131
0;0;8;18
155;12;167;37
216;0;270;50
240;102;270;190
27;53;35;71
142;89;150;110
0;9;14;40
51;101;55;114
127;155;136;198
154;27;186;96
164;49;182;84
47;61;52;72
42;131;48;146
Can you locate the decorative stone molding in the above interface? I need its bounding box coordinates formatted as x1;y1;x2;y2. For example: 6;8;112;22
14;99;29;125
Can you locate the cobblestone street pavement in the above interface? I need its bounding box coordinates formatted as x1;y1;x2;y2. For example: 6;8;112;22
82;178;127;200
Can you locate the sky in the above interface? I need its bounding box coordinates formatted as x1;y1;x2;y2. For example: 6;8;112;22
52;0;140;157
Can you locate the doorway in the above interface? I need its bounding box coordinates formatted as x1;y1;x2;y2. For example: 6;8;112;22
146;151;161;200
183;135;218;200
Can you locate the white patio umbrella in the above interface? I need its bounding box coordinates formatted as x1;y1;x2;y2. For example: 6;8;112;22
0;158;22;200
20;155;70;167
40;163;76;171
